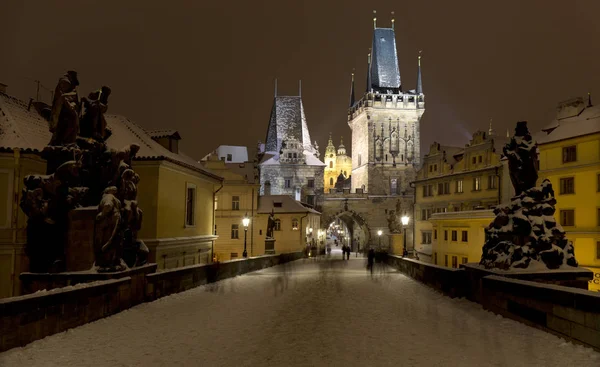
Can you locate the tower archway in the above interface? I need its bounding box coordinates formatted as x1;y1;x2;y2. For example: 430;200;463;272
322;210;371;252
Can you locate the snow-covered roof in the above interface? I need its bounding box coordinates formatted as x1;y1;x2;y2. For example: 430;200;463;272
0;92;53;152
258;150;325;167
201;145;249;163
264;96;318;155
370;28;401;90
257;195;320;214
146;129;181;140
0;92;221;181
535;102;600;145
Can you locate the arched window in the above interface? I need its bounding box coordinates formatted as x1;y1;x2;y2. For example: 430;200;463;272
275;219;281;231
292;218;299;230
330;177;334;185
329;161;333;168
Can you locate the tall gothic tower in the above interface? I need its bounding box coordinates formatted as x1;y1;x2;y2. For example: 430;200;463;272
348;15;425;195
258;82;325;208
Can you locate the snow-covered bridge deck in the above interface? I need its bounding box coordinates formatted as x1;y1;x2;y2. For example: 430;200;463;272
1;255;598;367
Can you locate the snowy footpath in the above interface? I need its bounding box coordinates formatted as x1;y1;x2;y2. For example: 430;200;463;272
1;255;599;367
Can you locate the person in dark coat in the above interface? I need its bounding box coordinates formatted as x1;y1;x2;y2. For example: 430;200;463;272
367;247;375;274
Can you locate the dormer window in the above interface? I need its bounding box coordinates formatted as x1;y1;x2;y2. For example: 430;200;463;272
148;130;182;154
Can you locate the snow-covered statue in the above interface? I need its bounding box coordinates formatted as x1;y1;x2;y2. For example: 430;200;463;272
504;121;538;195
20;71;147;273
480;121;578;270
80;86;111;141
49;71;80;146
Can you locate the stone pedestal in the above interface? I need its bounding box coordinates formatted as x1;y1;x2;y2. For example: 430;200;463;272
388;233;404;255
65;206;98;271
265;238;276;254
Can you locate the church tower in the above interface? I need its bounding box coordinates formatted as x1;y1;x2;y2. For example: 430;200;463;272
348;13;425;195
324;134;337;191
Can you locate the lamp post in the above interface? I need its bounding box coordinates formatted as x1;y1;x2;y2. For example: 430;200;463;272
377;229;382;249
242;213;250;258
401;215;409;257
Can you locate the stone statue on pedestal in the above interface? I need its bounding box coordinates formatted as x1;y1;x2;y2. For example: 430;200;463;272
266;210;276;238
480;121;578;270
20;71;148;273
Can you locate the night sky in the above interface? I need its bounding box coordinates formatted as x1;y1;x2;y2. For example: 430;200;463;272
1;1;600;159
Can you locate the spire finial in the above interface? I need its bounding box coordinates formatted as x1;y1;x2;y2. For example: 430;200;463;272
299;80;302;97
416;50;423;95
373;10;377;29
274;78;277;97
366;49;372;93
391;11;395;30
488;118;494;136
349;70;356;108
588;92;593;107
340;136;344;145
506;129;510;138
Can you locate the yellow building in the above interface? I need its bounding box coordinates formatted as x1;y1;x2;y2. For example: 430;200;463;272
0;89;222;298
323;135;352;192
413;129;509;261
429;210;495;267
201;152;261;261
255;195;320;254
535;96;600;291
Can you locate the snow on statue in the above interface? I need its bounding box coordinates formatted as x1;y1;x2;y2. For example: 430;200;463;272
480;121;578;270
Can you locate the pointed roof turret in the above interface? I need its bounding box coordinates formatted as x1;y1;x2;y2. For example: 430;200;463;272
325;132;336;157
416;51;423;95
337;136;347;156
369;22;401;91
488;119;495;137
349;72;356;107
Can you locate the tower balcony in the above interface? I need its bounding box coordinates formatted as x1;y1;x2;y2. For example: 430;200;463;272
348;92;425;121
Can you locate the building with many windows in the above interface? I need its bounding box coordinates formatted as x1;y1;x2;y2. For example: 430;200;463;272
413;128;510;261
201;153;260;261
535;96;600;291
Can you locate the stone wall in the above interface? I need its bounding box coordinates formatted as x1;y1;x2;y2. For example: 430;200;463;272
384;254;599;351
146;252;304;301
482;275;600;351
1;252;304;352
0;277;131;352
385;254;467;298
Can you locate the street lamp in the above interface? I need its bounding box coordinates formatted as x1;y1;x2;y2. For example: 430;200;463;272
377;229;382;248
401;215;410;257
242;213;250;258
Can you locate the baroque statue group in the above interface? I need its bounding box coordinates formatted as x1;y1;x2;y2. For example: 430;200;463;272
20;71;148;273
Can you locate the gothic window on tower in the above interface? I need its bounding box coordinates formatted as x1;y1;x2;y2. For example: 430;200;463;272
307;178;315;188
375;140;383;160
307;195;315;206
284;177;292;188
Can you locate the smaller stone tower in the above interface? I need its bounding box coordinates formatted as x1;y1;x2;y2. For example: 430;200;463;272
324;134;338;191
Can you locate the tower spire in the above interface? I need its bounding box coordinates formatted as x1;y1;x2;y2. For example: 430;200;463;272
416;50;423;95
349;72;355;107
366;50;372;93
391;11;395;30
488;118;494;137
373;10;377;29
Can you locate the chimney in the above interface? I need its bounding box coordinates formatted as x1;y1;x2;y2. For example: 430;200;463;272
0;83;7;94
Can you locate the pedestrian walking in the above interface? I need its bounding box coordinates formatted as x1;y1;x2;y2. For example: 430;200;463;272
367;247;375;275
